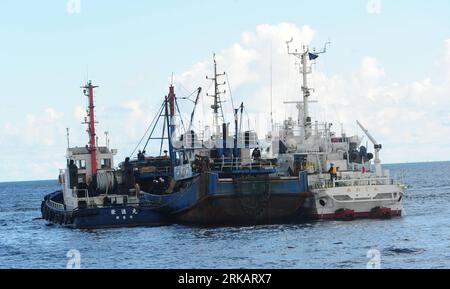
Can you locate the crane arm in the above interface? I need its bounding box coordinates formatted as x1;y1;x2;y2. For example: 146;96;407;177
356;120;381;148
357;120;383;176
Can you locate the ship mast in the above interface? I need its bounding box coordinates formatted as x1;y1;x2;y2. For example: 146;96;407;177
286;39;329;139
164;77;178;172
82;81;99;175
206;54;226;137
168;79;176;135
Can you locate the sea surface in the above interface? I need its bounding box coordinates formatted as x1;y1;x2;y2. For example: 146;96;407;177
1;162;449;269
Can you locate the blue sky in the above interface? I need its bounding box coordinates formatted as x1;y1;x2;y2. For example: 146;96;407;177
1;0;450;181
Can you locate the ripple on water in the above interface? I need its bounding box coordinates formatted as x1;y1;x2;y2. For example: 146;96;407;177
384;247;426;256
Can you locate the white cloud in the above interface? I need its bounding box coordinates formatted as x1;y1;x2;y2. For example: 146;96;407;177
121;98;154;140
446;39;450;63
0;108;68;181
366;0;382;14
74;105;85;122
2;108;65;147
25;108;64;146
355;57;385;81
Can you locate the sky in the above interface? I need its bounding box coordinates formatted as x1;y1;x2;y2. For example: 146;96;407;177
0;0;449;182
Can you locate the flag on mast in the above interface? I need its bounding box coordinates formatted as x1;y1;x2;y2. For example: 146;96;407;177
308;53;319;60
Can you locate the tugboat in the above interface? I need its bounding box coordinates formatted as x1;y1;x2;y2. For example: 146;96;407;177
41;81;168;229
134;55;311;225
266;39;406;221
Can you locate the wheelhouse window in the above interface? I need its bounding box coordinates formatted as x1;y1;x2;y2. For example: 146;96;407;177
77;159;86;170
101;158;111;169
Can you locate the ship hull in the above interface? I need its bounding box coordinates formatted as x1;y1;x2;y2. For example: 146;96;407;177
174;192;310;225
302;184;405;221
142;172;311;226
41;191;169;229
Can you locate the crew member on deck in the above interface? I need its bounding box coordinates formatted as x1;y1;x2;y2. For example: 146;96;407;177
252;147;261;161
329;163;337;182
138;150;145;161
123;157;136;194
68;160;78;190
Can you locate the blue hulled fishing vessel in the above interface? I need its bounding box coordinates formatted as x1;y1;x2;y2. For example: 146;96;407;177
133;56;310;225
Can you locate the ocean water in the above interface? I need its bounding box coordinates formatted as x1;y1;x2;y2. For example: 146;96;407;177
1;162;449;269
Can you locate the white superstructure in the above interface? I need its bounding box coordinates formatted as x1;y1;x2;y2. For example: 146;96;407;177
268;40;406;220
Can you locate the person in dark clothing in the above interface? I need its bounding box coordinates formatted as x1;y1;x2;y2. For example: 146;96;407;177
103;196;111;206
124;157;131;168
252;147;261;161
123;157;136;194
88;173;98;196
137;150;144;161
68;160;78;190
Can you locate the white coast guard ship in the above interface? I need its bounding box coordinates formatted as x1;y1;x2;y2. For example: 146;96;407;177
266;39;406;220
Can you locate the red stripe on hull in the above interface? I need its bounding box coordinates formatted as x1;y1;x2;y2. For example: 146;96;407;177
311;210;402;220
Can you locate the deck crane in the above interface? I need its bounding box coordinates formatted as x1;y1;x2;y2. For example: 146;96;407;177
357;120;383;176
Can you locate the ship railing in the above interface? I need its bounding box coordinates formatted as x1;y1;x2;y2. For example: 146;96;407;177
273;122;331;137
158;166;170;173
146;166;171;173
334;177;394;187
310;177;395;189
75;189;91;204
212;157;274;172
392;173;406;187
48;199;65;210
139;166;171;175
